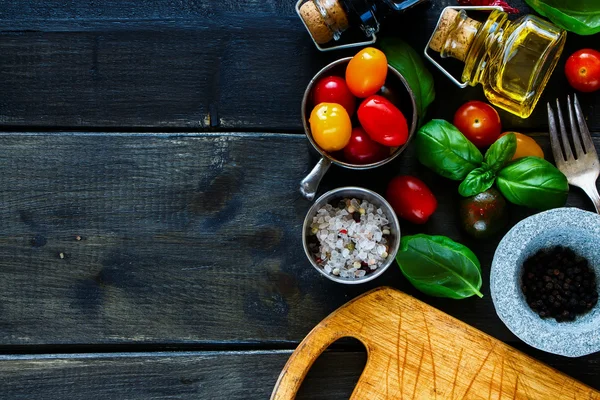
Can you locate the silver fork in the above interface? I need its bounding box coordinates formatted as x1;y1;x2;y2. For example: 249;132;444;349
547;94;600;213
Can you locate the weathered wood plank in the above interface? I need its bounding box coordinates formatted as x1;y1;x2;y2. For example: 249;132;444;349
0;16;318;130
0;0;294;20
0;0;597;131
0;349;598;398
0;131;598;349
0;0;328;130
0;350;364;400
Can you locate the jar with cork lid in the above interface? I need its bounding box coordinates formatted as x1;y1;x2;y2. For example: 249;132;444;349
425;6;567;118
296;0;426;51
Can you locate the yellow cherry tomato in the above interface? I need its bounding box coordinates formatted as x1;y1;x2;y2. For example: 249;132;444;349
346;47;387;98
309;103;352;152
501;132;544;160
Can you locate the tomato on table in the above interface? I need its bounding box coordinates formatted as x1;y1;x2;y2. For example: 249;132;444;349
565;49;600;93
453;101;502;148
346;47;387;98
312;76;357;116
460;188;507;239
386;176;437;224
357;95;409;147
343;127;389;165
309;103;352;152
499;132;544;160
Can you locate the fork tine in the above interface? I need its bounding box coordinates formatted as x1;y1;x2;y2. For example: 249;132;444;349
556;98;574;160
567;95;585;159
547;102;565;165
573;93;597;156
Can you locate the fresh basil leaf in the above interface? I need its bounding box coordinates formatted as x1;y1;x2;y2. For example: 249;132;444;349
524;0;600;35
497;157;569;210
485;133;516;172
380;38;435;119
416;119;483;180
396;234;483;299
459;165;496;197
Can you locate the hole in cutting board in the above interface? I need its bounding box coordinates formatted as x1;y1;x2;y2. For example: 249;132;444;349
296;337;367;400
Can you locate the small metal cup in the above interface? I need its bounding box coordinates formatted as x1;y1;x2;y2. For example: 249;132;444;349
300;57;418;200
302;186;401;284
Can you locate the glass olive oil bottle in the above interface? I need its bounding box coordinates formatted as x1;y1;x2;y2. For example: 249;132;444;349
429;8;566;118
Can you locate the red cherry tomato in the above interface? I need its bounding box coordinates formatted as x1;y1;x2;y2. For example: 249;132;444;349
453;101;502;148
312;76;357;116
565;49;600;93
357;95;409;147
386;176;437;224
343;127;389;165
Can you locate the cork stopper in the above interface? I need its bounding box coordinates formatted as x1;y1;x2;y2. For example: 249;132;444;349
429;8;481;62
299;0;349;45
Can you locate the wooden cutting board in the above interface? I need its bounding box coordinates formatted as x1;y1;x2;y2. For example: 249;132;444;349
271;287;600;400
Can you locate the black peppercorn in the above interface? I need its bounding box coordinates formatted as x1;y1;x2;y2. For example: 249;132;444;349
521;246;597;322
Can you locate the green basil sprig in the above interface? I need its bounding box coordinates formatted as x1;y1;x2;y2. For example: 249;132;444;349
396;234;483;299
484;133;516;172
380;38;435;121
458;165;496;197
416;120;568;209
416;119;483;180
497;157;569;210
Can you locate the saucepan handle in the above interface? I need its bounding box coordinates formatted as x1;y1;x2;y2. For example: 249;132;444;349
300;157;331;201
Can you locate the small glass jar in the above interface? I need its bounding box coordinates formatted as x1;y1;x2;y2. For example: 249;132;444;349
296;0;425;51
427;7;566;118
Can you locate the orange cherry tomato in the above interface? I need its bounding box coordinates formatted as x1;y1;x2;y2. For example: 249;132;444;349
309;103;352;152
500;132;544;160
345;47;387;98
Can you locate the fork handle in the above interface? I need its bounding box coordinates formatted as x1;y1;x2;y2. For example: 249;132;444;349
580;182;600;214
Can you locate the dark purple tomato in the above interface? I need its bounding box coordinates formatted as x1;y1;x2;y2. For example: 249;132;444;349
460;188;507;239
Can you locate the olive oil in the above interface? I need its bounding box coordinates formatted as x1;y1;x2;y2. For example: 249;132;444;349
429;9;566;118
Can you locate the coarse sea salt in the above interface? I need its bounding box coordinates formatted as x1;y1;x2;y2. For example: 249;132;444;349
308;198;392;279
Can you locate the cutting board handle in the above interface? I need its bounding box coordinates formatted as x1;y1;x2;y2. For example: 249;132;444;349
271;289;392;400
270;316;348;400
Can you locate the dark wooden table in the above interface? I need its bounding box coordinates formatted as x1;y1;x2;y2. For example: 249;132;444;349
0;0;599;398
